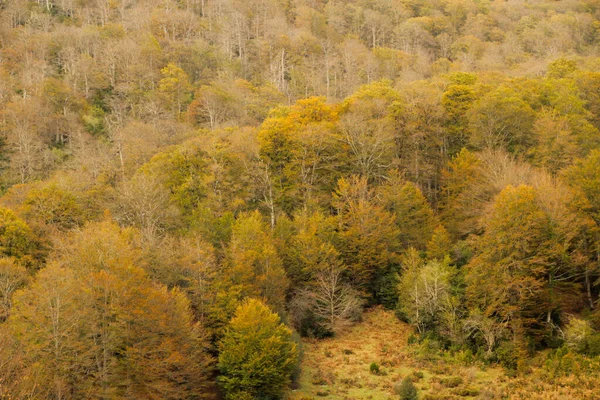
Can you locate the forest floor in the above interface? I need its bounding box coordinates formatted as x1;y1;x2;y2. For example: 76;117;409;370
287;307;509;399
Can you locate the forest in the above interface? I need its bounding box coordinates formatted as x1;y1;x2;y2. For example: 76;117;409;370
1;0;600;398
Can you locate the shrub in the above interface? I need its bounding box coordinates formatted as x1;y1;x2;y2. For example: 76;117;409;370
369;362;380;374
495;341;519;371
412;371;424;381
440;376;463;388
564;317;594;353
396;376;418;400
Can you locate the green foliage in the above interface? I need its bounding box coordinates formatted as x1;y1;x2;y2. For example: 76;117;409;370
0;208;39;268
227;211;288;310
378;177;436;250
218;298;298;400
369;362;380;374
469;86;536;153
23;185;83;229
396;376;418;400
547;58;578;79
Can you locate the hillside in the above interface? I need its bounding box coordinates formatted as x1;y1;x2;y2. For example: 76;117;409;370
1;0;600;398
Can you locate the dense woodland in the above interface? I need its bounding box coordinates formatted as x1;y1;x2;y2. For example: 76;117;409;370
1;0;600;398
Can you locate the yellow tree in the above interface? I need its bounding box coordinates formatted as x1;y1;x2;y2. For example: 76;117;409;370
158;63;192;117
332;176;399;300
227;211;289;311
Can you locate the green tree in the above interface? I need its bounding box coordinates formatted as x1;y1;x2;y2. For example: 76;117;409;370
397;376;418;400
227;211;289;310
0;207;40;269
378;176;436;250
469;86;536;153
158;63;192;116
442;83;476;156
218;298;298;400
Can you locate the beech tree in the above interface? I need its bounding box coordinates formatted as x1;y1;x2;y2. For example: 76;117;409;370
6;221;213;399
218;298;298;400
227;211;289;310
332;176;399;298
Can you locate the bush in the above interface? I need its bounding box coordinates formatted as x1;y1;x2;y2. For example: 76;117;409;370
396;376;418;400
412;371;424;380
495;341;519;371
586;333;600;356
369;362;380;374
564;317;600;356
440;376;463;388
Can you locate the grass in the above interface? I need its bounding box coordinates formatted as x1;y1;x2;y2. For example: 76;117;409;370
287;306;510;399
286;307;599;400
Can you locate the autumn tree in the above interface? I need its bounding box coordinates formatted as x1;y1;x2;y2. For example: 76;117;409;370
218;298;298;400
227;211;289;310
378;175;436;250
23;184;83;230
332;176;399;299
158;63;193;117
337;80;400;181
464;185;584;362
469;86;536;154
258;97;341;213
0;258;27;321
6;221;213;399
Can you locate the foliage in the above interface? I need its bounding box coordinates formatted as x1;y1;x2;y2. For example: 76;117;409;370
218;298;298;400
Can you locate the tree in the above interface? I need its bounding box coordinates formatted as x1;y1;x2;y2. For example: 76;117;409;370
440;148;483;239
464;185;560;357
426;225;452;261
227;211;289;310
397;376;418;400
397;249;455;334
7;221;213;399
0;258;27;321
468;86;536;154
23;184;83;230
0;207;40;269
338;81;400;181
307;262;363;335
378;176;436;250
188;84;236;129
564;150;600;223
332;176;399;298
116;173;179;243
258;97;341;213
528;110;578;173
158;63;192;116
218;298;298;400
442;82;476;156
